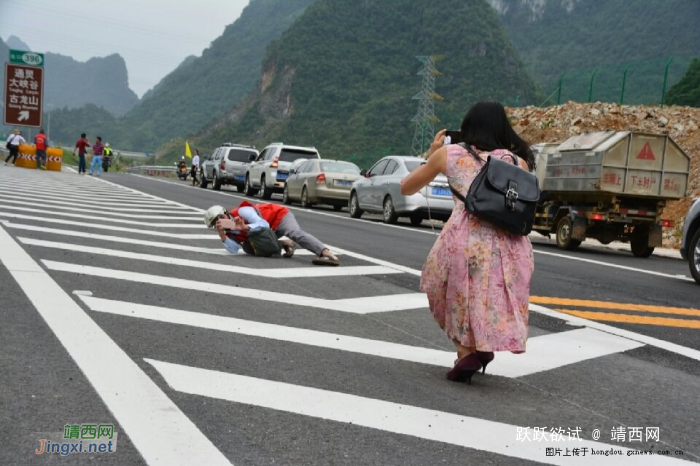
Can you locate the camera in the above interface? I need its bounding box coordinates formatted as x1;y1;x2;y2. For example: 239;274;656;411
443;130;462;145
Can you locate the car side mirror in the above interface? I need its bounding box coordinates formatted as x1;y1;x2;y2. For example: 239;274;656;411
360;169;367;177
248;154;257;162
290;168;296;175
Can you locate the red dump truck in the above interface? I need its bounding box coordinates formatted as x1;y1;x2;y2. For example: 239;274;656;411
531;131;690;257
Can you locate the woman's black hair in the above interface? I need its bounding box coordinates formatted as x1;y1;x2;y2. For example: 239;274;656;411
460;101;535;170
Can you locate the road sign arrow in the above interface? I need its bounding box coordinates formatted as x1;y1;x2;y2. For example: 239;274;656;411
18;111;30;122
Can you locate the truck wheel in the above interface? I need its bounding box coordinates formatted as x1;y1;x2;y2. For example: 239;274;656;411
200;174;208;189
631;231;654;258
260;176;272;199
349;192;363;218
236;184;244;193
556;217;581;250
689;228;700;284
213;173;222;191
383;196;398;224
244;175;257;196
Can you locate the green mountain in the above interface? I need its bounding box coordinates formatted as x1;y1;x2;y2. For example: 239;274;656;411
490;0;700;105
120;0;316;151
666;58;700;107
0;36;139;117
179;0;540;168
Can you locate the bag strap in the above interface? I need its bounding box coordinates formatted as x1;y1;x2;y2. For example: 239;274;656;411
458;142;518;167
449;184;467;203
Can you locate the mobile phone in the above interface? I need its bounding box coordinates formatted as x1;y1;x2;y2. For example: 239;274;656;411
443;130;461;145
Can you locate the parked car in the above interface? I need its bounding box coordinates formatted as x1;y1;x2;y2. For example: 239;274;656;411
680;197;700;284
200;143;259;191
283;159;362;210
348;155;454;225
245;142;320;199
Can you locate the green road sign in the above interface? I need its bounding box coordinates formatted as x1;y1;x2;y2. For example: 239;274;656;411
9;49;44;67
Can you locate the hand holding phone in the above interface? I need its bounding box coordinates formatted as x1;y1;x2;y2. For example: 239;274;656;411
443;130;461;145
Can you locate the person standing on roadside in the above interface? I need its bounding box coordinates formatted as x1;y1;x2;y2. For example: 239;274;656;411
190;149;200;186
34;128;48;170
73;133;90;174
4;129;26;166
102;143;113;172
89;136;104;176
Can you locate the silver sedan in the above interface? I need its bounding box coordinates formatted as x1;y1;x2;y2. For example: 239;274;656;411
283;159;362;210
348;155;454;225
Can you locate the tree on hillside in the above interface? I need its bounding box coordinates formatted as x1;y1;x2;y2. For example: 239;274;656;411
666;58;700;107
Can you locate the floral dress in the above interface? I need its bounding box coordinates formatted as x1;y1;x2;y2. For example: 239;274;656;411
421;144;534;353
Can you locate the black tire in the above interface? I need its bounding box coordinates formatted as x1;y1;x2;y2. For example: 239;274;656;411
556;217;581;250
410;214;423;226
244;175;257;196
382;196;398;224
213;173;222;191
349;192;363;218
200;173;208;189
333;205;343;212
236;184;244;192
631;230;654;258
282;184;292;205
260;176;273;199
689;228;700;284
301;186;313;208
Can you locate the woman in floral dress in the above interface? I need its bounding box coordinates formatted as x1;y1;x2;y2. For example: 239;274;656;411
401;102;535;384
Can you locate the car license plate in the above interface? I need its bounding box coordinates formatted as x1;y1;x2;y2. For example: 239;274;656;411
432;187;450;196
235;175;245;181
334;180;352;187
277;173;289;181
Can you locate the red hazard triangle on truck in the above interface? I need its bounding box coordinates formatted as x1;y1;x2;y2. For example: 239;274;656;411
636;142;656;160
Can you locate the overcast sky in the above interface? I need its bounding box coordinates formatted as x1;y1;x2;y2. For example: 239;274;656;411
0;0;250;97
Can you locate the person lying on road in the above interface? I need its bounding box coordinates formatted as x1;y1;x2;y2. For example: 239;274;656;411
205;202;340;266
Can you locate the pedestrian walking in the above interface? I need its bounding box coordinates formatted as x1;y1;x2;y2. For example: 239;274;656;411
205;201;340;265
102;143;113;172
89;136;104;176
34;128;48;170
73;133;90;174
400;101;536;384
4;129;25;166
190;149;200;186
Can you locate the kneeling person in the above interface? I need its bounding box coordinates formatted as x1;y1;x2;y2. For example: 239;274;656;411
205;202;339;266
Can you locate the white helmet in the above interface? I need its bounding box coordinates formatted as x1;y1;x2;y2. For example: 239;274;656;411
204;205;226;228
105;143;110;147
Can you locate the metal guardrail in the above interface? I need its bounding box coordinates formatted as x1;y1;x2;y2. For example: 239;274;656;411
126;165;177;176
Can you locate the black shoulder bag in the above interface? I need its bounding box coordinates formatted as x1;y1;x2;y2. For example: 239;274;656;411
449;144;540;236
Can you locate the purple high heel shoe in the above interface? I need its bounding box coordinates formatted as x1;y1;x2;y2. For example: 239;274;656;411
446;353;482;384
476;351;495;374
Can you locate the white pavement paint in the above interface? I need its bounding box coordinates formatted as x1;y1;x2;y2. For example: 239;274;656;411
0;183;178;206
0;226;232;466
0;205;208;228
43;261;428;313
22;238;392;278
0;179;145;196
0;213;215;239
0;192;198;213
84;297;644;378
533;249;695;283
146;359;684;466
0;187;186;209
0;197;202;220
93;175;206;213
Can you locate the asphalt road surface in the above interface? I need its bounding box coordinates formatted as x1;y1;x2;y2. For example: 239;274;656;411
1;165;698;466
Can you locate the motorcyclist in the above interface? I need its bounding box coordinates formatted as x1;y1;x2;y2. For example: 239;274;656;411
102;143;113;172
178;156;188;180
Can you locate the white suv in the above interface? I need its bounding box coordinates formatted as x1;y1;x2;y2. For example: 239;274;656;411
245;142;320;199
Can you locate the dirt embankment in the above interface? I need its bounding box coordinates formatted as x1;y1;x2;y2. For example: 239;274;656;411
506;102;700;247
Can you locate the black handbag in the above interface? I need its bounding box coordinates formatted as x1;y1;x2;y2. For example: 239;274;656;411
241;227;282;257
450;144;540;236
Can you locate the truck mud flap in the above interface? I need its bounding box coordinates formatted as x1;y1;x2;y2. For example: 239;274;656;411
572;216;587;241
648;225;662;247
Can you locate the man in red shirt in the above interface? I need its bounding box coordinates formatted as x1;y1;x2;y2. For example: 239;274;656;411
73;133;90;174
34;128;48;170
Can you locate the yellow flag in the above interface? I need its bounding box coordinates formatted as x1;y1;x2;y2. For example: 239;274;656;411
185;140;192;158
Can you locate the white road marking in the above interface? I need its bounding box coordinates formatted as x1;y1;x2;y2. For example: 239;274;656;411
533;249;694;283
92;175;206;213
0;179;146;197
83;297;644;378
0;205;208;228
43;261;428;313
0;212;216;239
0;183;178;206
0;187;185;209
146;359;683;466
0;192;198;213
0;197;202;220
0;226;232;466
21;238;391;278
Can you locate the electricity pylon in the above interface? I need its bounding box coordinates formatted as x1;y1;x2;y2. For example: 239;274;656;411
411;55;444;155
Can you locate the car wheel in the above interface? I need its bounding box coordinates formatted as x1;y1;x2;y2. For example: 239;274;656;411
383;196;398;224
213;173;222;191
260;176;272;199
244;175;257;196
301;186;313;208
409;214;423;226
283;184;292;205
689;228;700;284
349;192;363;218
200;173;208;189
333;205;343;212
556;217;581;250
